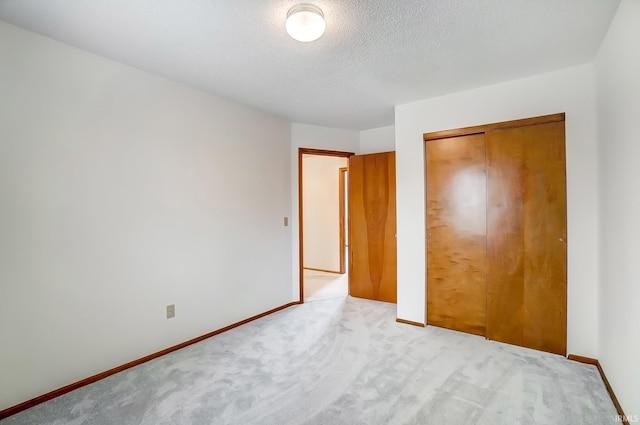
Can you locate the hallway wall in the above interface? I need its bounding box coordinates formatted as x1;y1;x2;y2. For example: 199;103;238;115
302;155;348;272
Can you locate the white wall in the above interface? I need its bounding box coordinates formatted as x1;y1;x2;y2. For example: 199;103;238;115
595;0;640;416
291;124;359;300
0;21;292;411
395;64;600;357
302;155;348;272
360;125;395;154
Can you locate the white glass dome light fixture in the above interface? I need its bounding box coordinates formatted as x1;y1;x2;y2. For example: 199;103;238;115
286;3;326;42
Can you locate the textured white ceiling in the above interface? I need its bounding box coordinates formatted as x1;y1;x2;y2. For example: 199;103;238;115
0;0;620;130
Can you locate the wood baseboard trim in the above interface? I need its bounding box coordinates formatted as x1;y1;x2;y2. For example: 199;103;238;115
567;354;598;365
396;318;426;327
303;267;343;274
0;301;298;421
567;354;628;424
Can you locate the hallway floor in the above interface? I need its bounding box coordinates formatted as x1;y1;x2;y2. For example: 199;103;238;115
303;269;348;302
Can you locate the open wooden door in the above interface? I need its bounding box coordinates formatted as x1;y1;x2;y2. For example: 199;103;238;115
349;151;397;303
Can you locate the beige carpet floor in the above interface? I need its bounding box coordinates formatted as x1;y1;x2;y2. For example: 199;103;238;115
1;297;618;425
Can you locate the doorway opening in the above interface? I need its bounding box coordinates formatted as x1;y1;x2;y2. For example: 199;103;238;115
298;148;354;302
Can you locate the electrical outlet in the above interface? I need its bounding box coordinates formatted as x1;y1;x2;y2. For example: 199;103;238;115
284;216;289;226
166;304;175;319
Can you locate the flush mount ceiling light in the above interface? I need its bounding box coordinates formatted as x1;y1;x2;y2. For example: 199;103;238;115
286;3;326;42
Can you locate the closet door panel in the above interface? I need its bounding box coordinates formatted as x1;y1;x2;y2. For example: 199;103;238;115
486;121;567;355
426;134;486;336
522;121;567;355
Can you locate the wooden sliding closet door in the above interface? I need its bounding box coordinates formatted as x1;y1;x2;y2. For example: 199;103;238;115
486;121;567;355
426;134;487;336
349;152;397;303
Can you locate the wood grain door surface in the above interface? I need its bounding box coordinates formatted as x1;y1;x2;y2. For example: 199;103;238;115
424;116;567;356
349;152;397;303
486;121;567;355
426;134;487;336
